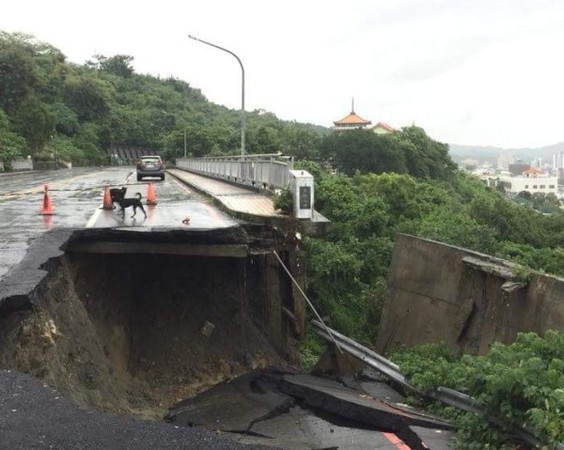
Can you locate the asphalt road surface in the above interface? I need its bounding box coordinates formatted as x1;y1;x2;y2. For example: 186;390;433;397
0;167;238;280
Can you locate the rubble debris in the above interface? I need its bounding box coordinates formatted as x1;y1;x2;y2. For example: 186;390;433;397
199;320;215;337
167;367;455;449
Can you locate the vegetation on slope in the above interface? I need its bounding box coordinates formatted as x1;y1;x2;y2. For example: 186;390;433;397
298;130;564;347
389;332;564;449
297;128;564;449
0;31;326;167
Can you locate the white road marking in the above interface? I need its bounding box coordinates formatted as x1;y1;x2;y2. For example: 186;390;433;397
85;205;103;228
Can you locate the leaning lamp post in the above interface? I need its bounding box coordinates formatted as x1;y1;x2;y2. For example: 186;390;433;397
188;34;246;156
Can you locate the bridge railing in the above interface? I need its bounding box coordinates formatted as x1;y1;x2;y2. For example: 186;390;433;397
176;153;294;190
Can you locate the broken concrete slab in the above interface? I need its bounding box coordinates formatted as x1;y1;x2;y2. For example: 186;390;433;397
359;380;407;404
166;368;456;449
280;374;452;449
165;369;295;432
410;426;456;449
246;405;412;449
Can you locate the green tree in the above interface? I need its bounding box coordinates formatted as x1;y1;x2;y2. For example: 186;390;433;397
50;102;79;136
180;124;215;157
12;96;54;153
284;126;323;159
321;126;456;180
397;125;456;179
98;54;134;78
321;129;407;175
72;123;101;163
63;77;110;122
0;32;37;114
0;108;26;162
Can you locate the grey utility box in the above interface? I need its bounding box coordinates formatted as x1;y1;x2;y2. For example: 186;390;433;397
289;170;314;220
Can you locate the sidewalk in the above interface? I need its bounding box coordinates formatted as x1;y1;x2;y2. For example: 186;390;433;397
168;168;330;235
168;168;285;219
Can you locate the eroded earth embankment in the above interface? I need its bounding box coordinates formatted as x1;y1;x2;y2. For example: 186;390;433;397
0;227;301;420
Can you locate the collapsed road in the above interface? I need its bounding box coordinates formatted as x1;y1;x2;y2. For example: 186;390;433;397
0;223;456;449
1;167;455;449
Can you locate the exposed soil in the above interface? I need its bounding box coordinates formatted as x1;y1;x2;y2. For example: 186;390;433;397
0;252;287;420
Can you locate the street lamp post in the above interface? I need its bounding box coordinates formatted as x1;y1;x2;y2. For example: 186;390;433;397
188;34;246;156
51;135;58;170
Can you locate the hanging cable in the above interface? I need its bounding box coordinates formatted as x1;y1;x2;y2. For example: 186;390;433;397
272;250;342;353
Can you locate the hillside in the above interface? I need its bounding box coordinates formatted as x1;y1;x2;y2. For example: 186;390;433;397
0;31;327;167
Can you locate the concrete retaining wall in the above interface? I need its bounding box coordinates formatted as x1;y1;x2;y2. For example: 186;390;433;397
375;234;564;355
11;159;33;171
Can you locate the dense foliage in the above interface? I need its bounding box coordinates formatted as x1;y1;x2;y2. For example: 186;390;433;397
389;332;564;449
299;129;564;447
0;31;326;166
299;146;564;347
321;126;457;179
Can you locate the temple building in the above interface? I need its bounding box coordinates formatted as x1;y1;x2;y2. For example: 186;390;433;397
332;99;372;131
333;99;394;134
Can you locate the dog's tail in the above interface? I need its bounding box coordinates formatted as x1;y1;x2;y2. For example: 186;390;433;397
135;192;142;199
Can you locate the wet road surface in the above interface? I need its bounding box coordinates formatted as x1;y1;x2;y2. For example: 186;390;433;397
0;167;238;280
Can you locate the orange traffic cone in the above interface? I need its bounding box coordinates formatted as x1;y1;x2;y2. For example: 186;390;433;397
146;182;157;205
102;185;114;210
40;184;53;215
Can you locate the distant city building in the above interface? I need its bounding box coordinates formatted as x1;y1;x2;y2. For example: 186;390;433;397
508;161;530;176
498;167;558;196
553;151;564;169
496;154;514;171
531;157;543;168
558;168;564;186
460;158;480;171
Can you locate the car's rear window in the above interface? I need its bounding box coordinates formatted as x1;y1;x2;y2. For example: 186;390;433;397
141;157;161;163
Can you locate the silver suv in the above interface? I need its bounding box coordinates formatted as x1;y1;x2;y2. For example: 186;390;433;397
136;155;165;181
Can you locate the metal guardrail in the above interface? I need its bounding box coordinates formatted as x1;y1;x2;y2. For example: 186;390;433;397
176;153;293;190
311;320;564;450
310;320;415;393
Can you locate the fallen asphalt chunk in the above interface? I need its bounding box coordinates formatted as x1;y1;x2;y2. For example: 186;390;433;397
280;374;453;450
0;370;269;450
165;368;295;432
166;367;456;449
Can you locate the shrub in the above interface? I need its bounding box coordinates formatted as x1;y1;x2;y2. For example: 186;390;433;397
274;188;293;214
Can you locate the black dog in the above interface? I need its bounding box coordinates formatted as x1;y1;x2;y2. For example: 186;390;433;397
109;187;127;208
116;192;147;219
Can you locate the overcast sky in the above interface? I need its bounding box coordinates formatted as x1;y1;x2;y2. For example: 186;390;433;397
2;0;563;148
